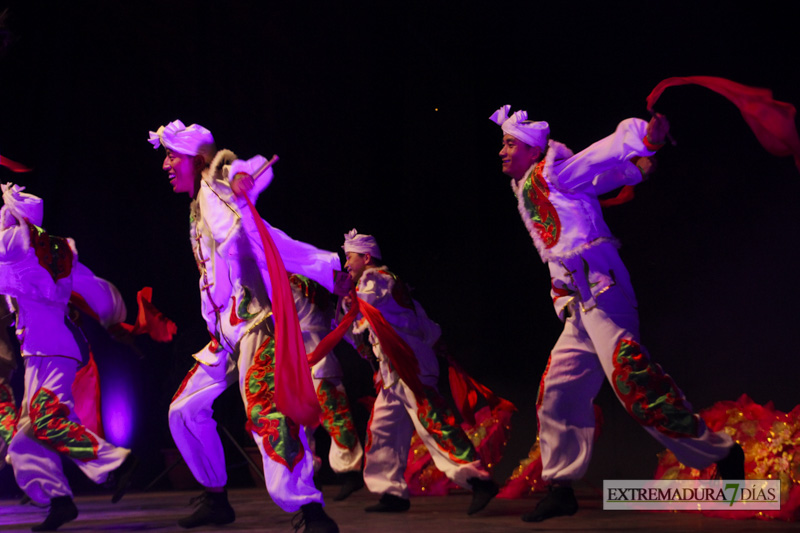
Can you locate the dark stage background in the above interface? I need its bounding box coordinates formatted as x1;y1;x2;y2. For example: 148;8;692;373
1;1;798;495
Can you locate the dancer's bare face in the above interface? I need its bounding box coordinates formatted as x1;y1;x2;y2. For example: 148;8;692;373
499;134;541;181
344;252;369;283
163;149;201;197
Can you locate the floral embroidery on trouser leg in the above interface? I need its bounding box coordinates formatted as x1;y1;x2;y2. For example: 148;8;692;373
30;387;99;461
317;379;358;451
611;338;699;439
245;336;304;471
0;383;17;446
316;378;363;473
416;386;477;464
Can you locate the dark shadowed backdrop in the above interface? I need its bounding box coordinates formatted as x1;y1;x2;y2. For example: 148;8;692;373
1;1;798;492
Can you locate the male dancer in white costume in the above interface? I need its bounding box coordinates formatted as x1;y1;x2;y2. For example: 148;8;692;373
490;105;744;522
149;120;339;532
0;183;137;531
334;230;498;515
292;273;365;501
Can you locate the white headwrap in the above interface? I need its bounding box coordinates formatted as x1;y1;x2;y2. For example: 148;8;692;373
342;228;382;259
148;119;216;162
489;105;549;150
1;182;43;226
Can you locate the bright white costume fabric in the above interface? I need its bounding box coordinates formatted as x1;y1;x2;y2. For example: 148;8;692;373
0;193;130;504
507;117;733;482
167;149;338;512
349;266;489;498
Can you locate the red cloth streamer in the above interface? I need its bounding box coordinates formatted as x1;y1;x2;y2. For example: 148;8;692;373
0;155;32;173
599;185;635;208
307;289;424;400
112;287;177;342
243;195;321;428
647;76;800;171
68;287;177;437
307;297;359;367
69;291;100;323
357;296;424;399
445;353;515;426
72;352;104;438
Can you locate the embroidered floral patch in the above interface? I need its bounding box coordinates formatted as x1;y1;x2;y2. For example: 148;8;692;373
30;387;99;461
536;356;553;410
244;337;304;471
0;384;17;445
289;274;330;310
172;363;200;404
230;286;258;326
522;161;561;249
28;224;73;282
317;380;358;451
611;339;699;438
416;386;476;464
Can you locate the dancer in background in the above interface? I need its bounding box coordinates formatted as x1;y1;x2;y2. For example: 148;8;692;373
332;229;498;515
293;272;365;501
0;183;137;531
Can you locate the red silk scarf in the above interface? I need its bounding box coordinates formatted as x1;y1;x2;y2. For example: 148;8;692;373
0;155;32;173
307;289;424;401
243;196;321;428
647;76;800;171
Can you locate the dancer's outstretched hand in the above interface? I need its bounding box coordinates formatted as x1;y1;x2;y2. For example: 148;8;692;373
647;113;670;146
231;172;254;196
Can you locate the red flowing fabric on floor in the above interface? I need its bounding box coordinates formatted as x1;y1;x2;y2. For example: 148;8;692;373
647;76;800;171
654;394;800;521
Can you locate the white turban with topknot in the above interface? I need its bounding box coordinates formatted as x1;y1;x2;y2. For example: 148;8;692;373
489;105;549;151
1;182;43;227
342;228;382;259
148;119;216;162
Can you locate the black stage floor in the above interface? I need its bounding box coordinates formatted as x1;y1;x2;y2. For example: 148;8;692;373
1;484;797;533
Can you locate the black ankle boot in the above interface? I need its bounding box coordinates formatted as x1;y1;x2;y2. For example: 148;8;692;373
109;453;139;503
333;471;364;501
364;493;410;512
292;502;339;533
715;442;745;480
31;496;78;532
467;477;499;515
177;490;235;529
521;485;578;522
